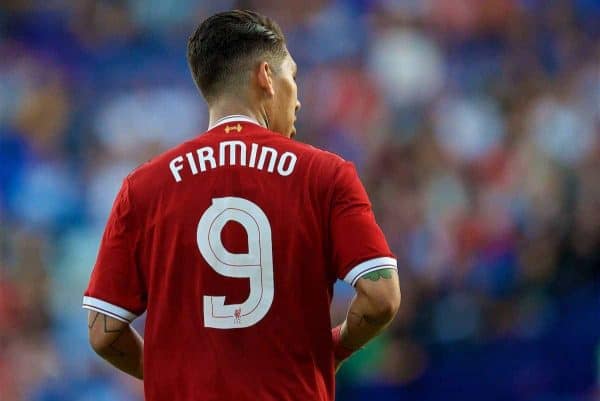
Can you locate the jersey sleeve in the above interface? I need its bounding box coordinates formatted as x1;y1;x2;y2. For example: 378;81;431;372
329;161;397;286
82;178;147;323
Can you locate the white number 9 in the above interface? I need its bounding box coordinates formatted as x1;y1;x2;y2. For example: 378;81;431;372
197;197;274;329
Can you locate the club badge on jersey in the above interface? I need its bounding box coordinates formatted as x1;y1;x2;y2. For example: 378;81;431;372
224;124;243;133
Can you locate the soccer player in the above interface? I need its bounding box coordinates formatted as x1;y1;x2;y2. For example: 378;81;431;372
83;10;400;401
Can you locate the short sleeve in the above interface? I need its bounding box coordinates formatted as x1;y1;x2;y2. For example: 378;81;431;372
329;162;397;286
82;178;147;323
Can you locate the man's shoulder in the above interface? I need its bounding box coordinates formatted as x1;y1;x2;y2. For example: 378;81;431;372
279;137;347;169
125;136;201;187
300;143;350;180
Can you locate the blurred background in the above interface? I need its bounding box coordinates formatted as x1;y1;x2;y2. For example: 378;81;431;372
0;0;599;400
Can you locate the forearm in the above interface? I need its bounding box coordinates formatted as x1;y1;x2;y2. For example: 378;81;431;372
333;268;400;364
88;311;144;380
339;292;395;350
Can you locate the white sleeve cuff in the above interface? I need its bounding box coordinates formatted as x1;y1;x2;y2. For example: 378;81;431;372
343;256;397;286
82;296;138;323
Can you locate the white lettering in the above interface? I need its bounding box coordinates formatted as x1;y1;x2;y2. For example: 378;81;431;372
186;152;198;175
170;156;184;182
169;142;298;182
197;147;216;172
249;143;259;168
219;141;246;167
257;146;277;173
277;152;297;176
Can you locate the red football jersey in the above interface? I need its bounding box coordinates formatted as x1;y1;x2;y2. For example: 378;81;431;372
83;116;396;401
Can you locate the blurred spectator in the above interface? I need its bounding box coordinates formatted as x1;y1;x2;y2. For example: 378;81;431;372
368;27;444;107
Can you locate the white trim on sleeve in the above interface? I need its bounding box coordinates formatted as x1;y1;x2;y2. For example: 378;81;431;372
343;256;398;287
82;296;138;323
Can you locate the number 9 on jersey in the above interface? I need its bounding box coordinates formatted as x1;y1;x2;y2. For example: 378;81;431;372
197;197;274;329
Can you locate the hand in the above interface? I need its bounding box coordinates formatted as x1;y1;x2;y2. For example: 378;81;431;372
332;324;355;373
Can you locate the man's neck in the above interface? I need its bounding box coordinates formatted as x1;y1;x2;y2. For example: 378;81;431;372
208;98;268;130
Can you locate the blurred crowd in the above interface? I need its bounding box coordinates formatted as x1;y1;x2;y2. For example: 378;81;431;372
0;1;599;400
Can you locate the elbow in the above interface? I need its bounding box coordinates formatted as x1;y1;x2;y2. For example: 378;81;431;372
89;332;110;356
378;288;401;321
367;285;401;324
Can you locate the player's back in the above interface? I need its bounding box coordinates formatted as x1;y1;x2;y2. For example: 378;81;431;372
84;117;395;400
129;120;345;401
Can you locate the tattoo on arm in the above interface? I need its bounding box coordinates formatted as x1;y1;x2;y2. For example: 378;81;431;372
349;310;389;326
88;311;128;357
107;333;127;357
87;311;143;379
88;311;100;329
348;311;366;327
361;268;394;282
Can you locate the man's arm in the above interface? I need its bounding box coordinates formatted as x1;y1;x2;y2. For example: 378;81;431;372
333;268;400;370
87;311;144;380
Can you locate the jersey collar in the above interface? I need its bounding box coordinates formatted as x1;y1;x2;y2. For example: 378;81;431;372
208;115;261;130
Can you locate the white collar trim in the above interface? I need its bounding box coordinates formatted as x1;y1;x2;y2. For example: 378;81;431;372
208;115;261;130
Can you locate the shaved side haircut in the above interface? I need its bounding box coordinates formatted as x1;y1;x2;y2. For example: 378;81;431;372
187;10;288;102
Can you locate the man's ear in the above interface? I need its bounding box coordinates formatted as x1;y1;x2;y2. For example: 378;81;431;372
256;61;275;97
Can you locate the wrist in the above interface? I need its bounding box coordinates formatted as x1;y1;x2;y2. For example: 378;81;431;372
331;324;356;361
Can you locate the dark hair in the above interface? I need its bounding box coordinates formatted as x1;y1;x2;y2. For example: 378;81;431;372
187;10;287;102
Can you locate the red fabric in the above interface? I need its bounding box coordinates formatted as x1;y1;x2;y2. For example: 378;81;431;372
84;122;392;401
